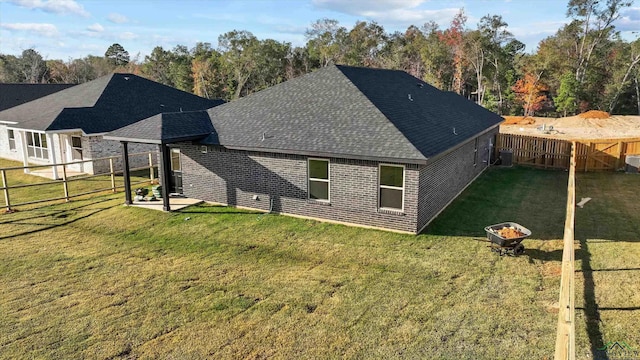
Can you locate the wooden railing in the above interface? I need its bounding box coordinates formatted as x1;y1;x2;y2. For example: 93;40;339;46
496;133;640;171
554;142;576;360
1;151;157;211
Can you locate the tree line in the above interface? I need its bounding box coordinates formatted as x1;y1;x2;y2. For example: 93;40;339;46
1;0;638;116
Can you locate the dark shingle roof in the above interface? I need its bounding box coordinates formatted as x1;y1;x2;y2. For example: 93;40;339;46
105;65;503;164
105;110;213;144
0;83;76;111
201;65;502;163
0;73;223;134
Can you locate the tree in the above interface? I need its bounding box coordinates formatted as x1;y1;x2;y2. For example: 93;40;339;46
606;39;640;113
218;30;260;99
568;0;631;84
305;19;348;67
440;9;467;94
512;72;548;116
18;49;48;83
554;72;580;116
142;46;173;86
344;21;386;67
105;43;130;66
168;45;193;92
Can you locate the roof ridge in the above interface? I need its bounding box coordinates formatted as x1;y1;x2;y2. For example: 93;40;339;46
334;65;428;160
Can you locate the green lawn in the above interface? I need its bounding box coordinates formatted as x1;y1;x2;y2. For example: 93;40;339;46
0;164;636;359
0;158;153;211
574;172;640;359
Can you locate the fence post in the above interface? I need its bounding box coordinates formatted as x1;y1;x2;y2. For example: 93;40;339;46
109;158;116;193
62;164;69;202
1;169;10;212
148;152;154;183
614;141;623;171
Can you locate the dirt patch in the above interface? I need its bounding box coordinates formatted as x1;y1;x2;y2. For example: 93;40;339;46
540;263;562;277
502;116;535;125
500;115;640;140
578;110;610;119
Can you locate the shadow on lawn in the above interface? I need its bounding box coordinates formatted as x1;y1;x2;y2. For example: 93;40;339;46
0;198;118;241
424;167;568;240
578;237;609;360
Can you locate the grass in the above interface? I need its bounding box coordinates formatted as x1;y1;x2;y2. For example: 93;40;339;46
0;158;153;210
0;164;636;359
574;172;640;359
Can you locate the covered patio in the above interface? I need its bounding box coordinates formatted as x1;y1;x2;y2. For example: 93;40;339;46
103;110;214;212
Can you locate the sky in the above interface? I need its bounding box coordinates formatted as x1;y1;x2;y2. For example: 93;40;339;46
1;0;639;61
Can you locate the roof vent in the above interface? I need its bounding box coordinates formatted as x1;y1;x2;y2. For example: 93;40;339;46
124;76;130;80
453;127;458;135
261;132;266;141
417;83;424;88
408;94;413;101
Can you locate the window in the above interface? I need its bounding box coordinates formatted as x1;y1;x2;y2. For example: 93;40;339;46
26;131;48;160
170;148;181;172
308;158;329;201
8;130;16;151
71;136;83;160
473;137;479;166
379;164;404;210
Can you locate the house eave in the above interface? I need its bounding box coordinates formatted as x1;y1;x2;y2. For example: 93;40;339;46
425;123;501;165
103;135;162;144
103;134;209;145
204;144;429;165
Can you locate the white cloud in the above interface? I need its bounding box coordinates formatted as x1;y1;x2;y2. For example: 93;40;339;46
119;32;137;40
0;22;59;37
86;23;104;32
312;0;460;28
8;0;90;17
616;7;640;32
313;0;426;15
107;12;129;24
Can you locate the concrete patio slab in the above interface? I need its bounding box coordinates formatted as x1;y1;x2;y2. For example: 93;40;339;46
130;196;202;212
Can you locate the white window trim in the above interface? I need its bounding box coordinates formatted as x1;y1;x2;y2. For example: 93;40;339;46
473;137;479;167
308;158;330;202
8;129;16;151
26;131;49;160
378;163;405;212
70;135;83;160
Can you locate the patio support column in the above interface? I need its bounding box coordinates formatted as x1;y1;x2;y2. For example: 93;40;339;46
47;133;59;180
20;131;29;174
121;141;132;205
159;143;171;211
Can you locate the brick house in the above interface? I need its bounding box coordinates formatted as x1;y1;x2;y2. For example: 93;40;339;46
0;74;221;177
105;65;503;234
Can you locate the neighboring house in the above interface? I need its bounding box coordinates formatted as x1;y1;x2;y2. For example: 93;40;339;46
0;74;222;176
106;65;504;234
0;83;76;111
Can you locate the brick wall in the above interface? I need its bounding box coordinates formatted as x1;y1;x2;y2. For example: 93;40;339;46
85;137;157;174
416;127;499;232
178;143;420;233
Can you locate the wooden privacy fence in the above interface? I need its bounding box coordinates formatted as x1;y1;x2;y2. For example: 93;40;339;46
496;133;640;171
1;151;157;212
